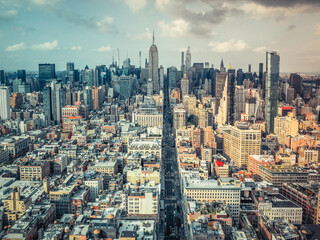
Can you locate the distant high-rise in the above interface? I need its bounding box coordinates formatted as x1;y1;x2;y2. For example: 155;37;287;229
17;70;26;82
180;74;189;97
43;86;52;124
185;46;191;74
220;59;226;72
148;32;159;94
119;74;132;100
159;66;164;90
248;64;252;73
168;66;178;90
85;69;94;87
216;68;236;125
289;73;303;97
265;51;280;134
0;70;4;85
51;80;65;123
39;64;55;91
94;66;101;87
259;63;263;80
0;86;10;120
181;52;185;74
84;87;93;111
66;62;74;73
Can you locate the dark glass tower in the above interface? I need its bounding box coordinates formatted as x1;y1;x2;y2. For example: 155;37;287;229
265;51;280;134
17;70;26;82
39;64;55;91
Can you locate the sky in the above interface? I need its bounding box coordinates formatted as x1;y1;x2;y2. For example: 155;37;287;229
0;0;320;73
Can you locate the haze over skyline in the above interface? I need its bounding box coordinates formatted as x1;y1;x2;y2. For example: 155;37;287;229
1;0;320;72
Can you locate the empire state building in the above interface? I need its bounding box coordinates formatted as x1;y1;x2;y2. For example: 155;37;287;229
148;32;159;94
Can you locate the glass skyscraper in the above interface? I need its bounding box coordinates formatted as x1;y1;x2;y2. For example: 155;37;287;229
265;51;280;134
39;64;55;91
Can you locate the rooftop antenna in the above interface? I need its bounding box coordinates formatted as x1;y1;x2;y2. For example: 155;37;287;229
153;29;155;45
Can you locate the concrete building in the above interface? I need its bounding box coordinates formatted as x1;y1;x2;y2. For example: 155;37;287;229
222;124;261;168
4;187;31;225
259;165;309;187
274;116;299;146
173;106;187;130
183;176;242;222
0;135;31;159
19;161;50;181
127;191;158;216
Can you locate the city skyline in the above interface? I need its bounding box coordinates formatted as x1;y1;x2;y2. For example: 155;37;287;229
0;0;320;72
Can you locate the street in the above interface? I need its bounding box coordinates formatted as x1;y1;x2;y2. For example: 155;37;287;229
160;77;186;240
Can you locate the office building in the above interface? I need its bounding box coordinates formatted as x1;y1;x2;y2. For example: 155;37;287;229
85;68;94;87
51;80;65;123
19;161;50;181
168;66;178;90
259;63;263;80
173;106;187;130
216;69;236;126
17;70;26;82
259;165;309;187
0;70;4;84
265;51;280;134
148;32;159;94
39;64;55;91
66;62;74;73
223;124;261;168
43;86;52;124
289;73;303;97
180;74;189;97
274;116;299;145
119;74;132;100
0;86;10;120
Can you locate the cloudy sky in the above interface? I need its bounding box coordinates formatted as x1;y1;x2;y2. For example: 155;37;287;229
1;0;320;73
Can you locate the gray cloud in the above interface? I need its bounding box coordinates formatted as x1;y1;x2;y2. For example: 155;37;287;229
0;9;17;21
287;24;296;31
156;0;242;37
251;0;320;8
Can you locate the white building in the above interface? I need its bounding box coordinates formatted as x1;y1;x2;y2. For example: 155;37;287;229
84;171;103;201
0;86;10;120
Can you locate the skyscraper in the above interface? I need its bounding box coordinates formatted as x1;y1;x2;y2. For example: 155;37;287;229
51;80;65;123
181;52;185;74
220;59;226;72
265;51;280;134
159;65;164;90
17;70;26;82
185;46;191;74
43;86;52;125
259;63;263;80
85;68;94;87
0;86;10;120
168;66;177;90
180;74;189;97
148;32;159;94
119;74;132;100
0;70;4;85
39;64;55;91
289;73;303;97
67;62;74;73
